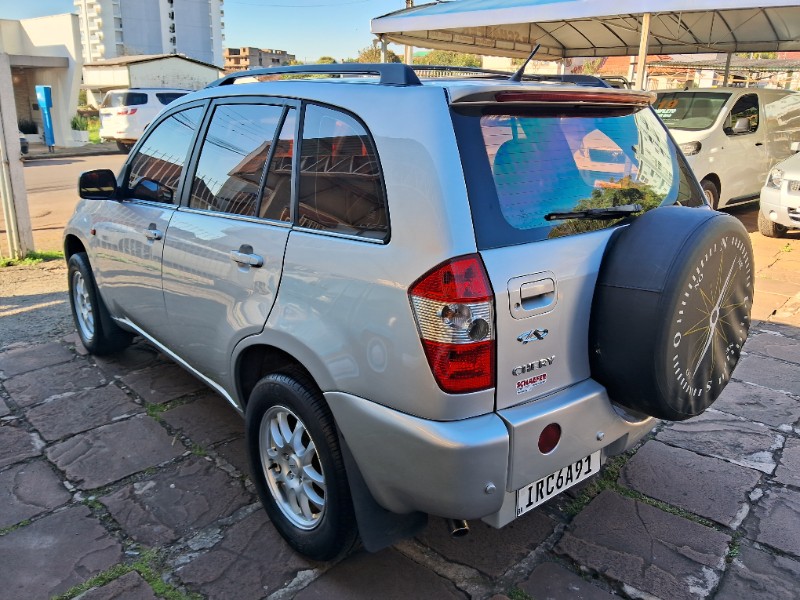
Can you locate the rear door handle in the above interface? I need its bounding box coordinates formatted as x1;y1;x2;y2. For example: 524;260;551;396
230;249;263;268
508;274;557;319
144;228;163;241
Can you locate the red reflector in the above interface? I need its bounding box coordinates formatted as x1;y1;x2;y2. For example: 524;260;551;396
495;91;653;106
538;423;562;454
421;339;494;394
410;255;492;303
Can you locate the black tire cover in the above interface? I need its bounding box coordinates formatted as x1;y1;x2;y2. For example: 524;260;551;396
589;206;753;421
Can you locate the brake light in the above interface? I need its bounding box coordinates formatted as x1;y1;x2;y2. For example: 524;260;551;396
495;91;653;106
409;255;495;394
116;108;138;116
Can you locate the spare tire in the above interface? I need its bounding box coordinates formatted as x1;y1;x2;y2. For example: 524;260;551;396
589;206;753;421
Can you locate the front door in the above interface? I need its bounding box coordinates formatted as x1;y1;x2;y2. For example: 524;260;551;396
91;105;204;336
161;100;297;382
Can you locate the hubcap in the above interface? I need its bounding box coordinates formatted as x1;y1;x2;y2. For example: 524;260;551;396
703;189;714;204
260;405;326;530
72;270;95;340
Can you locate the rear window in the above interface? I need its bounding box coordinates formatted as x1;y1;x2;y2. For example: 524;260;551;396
101;92;148;108
156;92;187;106
452;106;704;249
654;92;731;131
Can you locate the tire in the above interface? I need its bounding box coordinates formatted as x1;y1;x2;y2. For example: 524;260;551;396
701;179;720;210
758;209;787;238
245;372;357;560
116;141;132;154
590;206;753;421
67;253;133;355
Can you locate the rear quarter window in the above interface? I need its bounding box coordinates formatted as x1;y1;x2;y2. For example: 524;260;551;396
156;92;188;106
452;105;704;249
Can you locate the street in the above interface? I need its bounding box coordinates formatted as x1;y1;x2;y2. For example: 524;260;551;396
1;154;126;254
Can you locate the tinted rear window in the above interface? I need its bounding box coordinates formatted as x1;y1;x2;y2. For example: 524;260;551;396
101;92;148;108
452;106;704;249
156;92;187;106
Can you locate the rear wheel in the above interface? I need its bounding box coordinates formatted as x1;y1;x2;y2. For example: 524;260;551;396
68;253;133;355
701;179;720;210
245;372;357;560
758;209;787;238
115;141;132;153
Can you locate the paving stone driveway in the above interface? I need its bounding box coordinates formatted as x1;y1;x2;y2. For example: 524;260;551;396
1;221;799;599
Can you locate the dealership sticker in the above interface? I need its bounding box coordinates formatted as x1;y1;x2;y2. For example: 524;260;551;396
516;373;547;394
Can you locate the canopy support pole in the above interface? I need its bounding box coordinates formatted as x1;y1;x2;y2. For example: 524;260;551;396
722;52;732;86
404;0;414;64
635;12;651;90
380;36;387;63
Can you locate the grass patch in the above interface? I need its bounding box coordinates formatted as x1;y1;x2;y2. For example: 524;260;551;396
508;588;534;600
88;117;101;144
781;243;793;253
53;549;202;600
0;250;64;268
83;496;105;512
190;444;207;457
0;519;31;537
726;534;742;563
145;403;169;419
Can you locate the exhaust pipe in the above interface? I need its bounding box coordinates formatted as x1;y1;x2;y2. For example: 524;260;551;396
447;519;470;538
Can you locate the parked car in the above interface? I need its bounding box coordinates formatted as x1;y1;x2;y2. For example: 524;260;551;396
18;130;28;155
65;64;754;561
99;87;189;153
759;141;800;237
654;88;800;209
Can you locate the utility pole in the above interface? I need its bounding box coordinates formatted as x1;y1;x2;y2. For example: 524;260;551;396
0;53;34;259
404;0;414;65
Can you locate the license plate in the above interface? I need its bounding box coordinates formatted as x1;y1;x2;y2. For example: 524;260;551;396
516;451;601;516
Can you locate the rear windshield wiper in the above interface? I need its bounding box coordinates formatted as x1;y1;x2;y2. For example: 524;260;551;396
544;204;643;221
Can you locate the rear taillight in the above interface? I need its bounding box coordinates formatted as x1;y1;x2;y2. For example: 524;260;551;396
409;255;495;394
117;108;138;116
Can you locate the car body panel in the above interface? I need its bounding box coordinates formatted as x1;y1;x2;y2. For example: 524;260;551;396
760;150;800;230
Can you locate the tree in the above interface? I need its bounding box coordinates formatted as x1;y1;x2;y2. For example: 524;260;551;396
354;46;402;64
317;56;337;64
413;50;481;67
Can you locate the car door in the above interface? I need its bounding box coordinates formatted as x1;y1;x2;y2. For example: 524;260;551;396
91;103;205;336
720;93;768;200
160;99;296;382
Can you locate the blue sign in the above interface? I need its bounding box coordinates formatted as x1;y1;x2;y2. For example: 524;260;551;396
35;85;55;147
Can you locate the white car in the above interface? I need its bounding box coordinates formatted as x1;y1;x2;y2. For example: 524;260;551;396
759;142;800;237
99;88;188;153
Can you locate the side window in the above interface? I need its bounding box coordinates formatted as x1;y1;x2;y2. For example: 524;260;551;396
298;104;388;240
259;108;295;222
127;107;203;204
727;94;759;134
190;103;284;216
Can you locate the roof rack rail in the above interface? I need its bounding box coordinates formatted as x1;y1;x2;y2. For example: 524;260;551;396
207;63;422;88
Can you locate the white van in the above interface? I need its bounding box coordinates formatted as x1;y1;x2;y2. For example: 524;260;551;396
654;88;800;209
99;88;188;153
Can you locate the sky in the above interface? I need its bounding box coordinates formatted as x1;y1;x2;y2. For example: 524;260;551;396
0;0;408;62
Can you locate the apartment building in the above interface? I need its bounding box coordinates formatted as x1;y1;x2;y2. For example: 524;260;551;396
74;0;224;67
224;47;296;72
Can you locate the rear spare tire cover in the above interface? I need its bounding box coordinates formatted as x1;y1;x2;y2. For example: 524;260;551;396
589;206;753;421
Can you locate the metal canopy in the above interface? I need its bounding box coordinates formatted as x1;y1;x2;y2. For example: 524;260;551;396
371;0;800;60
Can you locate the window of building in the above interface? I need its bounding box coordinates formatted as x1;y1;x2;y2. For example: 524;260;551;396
126;107;203;203
297;104;388;240
190;103;284;216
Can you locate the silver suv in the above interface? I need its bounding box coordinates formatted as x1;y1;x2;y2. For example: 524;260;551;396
65;64;754;560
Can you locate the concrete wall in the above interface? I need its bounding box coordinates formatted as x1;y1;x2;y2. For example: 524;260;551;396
0;14;82;147
120;0;163;56
128;57;223;89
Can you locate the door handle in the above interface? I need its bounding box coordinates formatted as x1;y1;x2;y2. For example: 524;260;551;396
144;228;163;241
520;279;555;300
230;250;263;268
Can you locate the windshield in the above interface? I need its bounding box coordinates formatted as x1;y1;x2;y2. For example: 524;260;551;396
452;106;704;249
654;92;731;131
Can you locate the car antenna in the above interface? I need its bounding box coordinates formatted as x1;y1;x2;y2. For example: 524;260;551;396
509;44;541;82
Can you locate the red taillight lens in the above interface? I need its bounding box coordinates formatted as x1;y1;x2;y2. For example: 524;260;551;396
117;108;138;116
409;255;495;394
538;423;561;454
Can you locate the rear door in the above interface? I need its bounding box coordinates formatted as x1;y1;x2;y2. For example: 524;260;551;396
160;98;296;381
451;95;704;410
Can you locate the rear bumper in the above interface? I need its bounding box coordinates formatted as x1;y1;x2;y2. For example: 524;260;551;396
326;379;654;527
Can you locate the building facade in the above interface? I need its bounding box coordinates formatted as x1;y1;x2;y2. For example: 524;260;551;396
224;47;296;72
74;0;224;67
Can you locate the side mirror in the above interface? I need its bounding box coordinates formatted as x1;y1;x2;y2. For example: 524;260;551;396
132;178;173;203
732;117;751;134
790;141;800;153
78;169;118;200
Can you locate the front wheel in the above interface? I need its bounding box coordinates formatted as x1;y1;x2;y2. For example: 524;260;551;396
701;179;720;210
245;372;357;560
115;141;132;154
67;253;132;355
758;209;787;238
